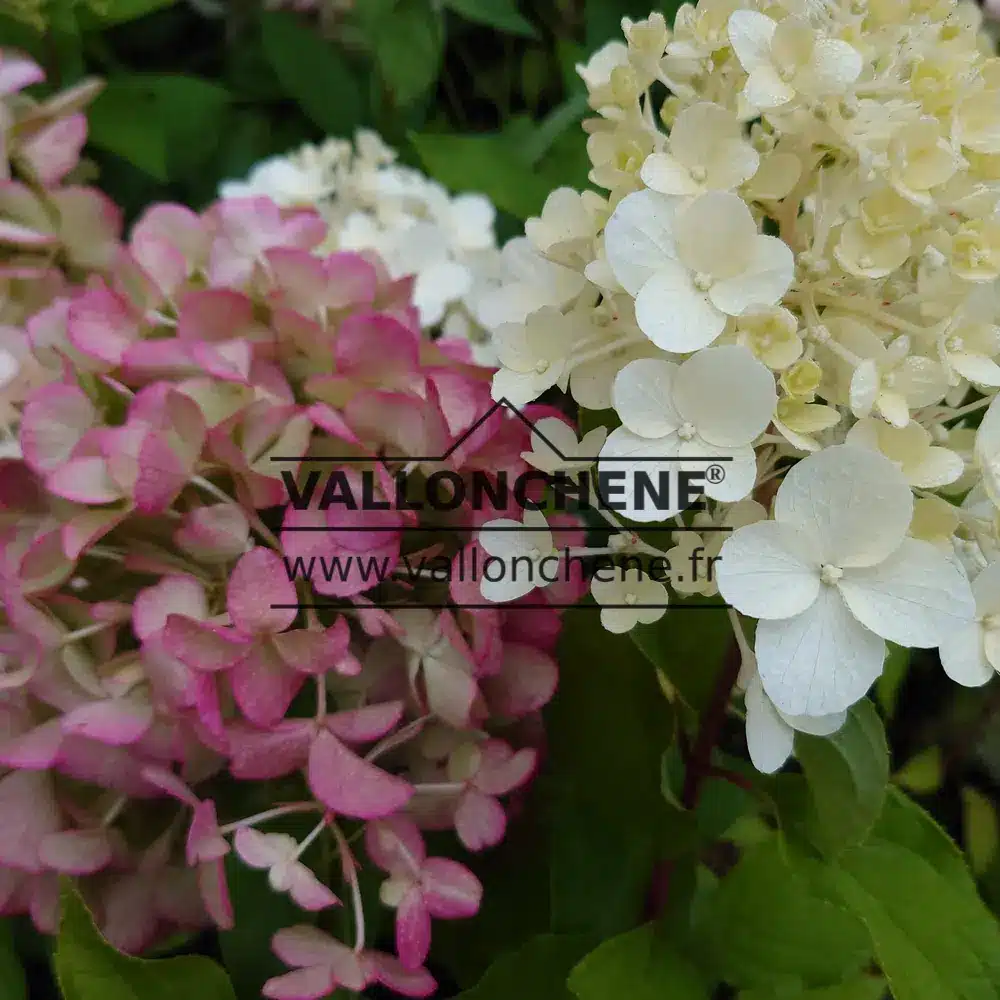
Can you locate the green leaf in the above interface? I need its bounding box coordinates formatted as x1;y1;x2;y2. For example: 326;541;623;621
739;978;886;1000
55;881;238;1000
825;841;1000;1000
547;605;674;937
444;0;537;35
693;838;872;991
87;80;168;181
360;0;444;108
454;934;596;1000
0;921;26;1000
522;93;590;165
260;11;364;135
875;643;910;718
87;75;230;183
795;699;889;856
568;923;708;1000
963;787;1000;877
410;130;550;219
630;598;731;710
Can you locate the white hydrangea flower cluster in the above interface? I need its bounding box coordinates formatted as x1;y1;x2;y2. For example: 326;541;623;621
220;130;502;360
478;0;1000;773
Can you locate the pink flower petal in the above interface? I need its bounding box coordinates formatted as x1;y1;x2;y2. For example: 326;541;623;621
474;742;537;795
307;729;413;820
227;719;312;780
38;829;112;875
420;857;482;918
20;383;96;474
325;701;404;743
0;718;63;769
369;952;437;998
230;642;303;728
454;789;506;852
61;699;153;746
187;800;228;865
161;615;247;672
46;456;121;505
365;816;426;875
233;827;284;869
263;967;339;1000
0;54;45;96
21;114;87;186
198;856;234;929
396;888;432;969
133;575;208;642
284;863;341;912
227;548;297;635
67;280;138;365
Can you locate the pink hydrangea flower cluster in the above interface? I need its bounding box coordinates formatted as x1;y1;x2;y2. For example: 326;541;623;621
0;184;583;997
0;49;114;438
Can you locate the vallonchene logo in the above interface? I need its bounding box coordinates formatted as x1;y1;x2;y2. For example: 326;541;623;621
269;398;733;612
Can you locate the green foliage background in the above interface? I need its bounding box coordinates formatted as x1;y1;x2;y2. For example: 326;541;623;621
4;0;1000;998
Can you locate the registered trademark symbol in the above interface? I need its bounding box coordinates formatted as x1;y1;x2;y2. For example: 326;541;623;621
706;464;726;484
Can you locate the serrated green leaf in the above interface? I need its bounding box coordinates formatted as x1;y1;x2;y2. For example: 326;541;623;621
0;920;26;1000
825;841;1000;1000
260;11;364;135
76;0;177;26
55;881;237;1000
87;81;168;181
444;0;536;35
693;838;872;991
454;934;596;1000
568;923;708;1000
795;699;888;856
875;643;909;718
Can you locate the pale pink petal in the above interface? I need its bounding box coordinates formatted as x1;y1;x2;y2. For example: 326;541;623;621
67;281;137;365
365;815;426;874
0;54;44;95
38;829;112;875
228;548;297;635
271;925;346;968
187;800;228;865
134;431;188;513
233;827;284;869
198;857;234;929
307;729;413;819
369;952;437;998
133;575;208;641
454;789;506;851
21;114;87;185
62;508;127;561
284;863;341;911
0;718;63;769
61;699;153;746
162;615;247;672
481;642;558;718
335;312;420;377
419;857;482;918
227;719;312;779
230;642;303;728
46;456;121;505
271;625;349;676
0;770;61;872
262;967;338;1000
474;742;537;794
20;383;96;474
325;701;404;743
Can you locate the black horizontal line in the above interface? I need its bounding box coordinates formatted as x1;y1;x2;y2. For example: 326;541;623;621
271;603;729;610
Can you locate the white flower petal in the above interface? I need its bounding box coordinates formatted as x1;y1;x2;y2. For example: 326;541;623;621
973;560;1000;615
686;440;758;504
727;10;778;74
708;235;795;316
603;189;679;296
939;622;993;687
744;674;795;774
635;262;727;352
674;192;758;279
716;519;821;619
774;445;913;567
756;585;886;717
672;345;776;447
783;708;847;737
838;538;975;647
744;67;796;110
611;358;682;438
810;39;863;94
640;154;701;196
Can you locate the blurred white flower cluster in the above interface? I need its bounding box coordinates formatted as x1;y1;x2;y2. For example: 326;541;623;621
220;130;502;361
475;0;1000;773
